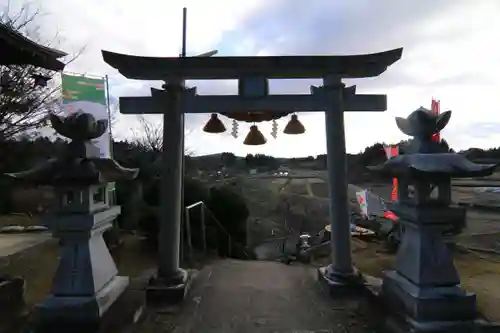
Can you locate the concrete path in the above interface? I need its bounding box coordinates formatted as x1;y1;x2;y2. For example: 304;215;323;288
0;232;51;257
166;260;375;333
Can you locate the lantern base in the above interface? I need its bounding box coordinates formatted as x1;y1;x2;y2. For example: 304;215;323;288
33;275;132;332
382;270;479;331
384;316;499;333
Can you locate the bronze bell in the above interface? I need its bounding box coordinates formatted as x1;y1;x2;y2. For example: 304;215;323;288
283;114;305;134
203;113;226;133
243;125;267;145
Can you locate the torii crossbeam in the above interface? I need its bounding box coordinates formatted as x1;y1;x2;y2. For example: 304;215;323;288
119;85;387;114
102;47;403;303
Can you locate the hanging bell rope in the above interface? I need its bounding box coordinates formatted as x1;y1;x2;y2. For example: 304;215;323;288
203;113;226;133
243;125;267;145
283;114;305;135
271;119;278;139
231;120;239;138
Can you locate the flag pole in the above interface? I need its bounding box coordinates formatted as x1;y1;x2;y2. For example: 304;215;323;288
105;74;116;200
181;7;187;58
105;74;113;157
180;7;187;230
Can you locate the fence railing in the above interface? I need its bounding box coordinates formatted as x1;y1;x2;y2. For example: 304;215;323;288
181;201;239;265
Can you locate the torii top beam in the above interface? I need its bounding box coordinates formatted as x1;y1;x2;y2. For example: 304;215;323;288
101;48;402;80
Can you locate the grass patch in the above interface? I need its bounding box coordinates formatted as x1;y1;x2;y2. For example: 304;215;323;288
0;215;39;228
352;243;500;322
2;239;59;305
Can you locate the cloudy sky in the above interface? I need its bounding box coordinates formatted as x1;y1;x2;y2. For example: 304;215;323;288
4;0;500;157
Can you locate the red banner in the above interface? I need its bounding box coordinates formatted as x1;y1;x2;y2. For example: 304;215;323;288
431;99;440;142
384;145;399;201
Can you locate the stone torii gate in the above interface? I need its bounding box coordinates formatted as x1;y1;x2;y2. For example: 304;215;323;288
102;47;402;302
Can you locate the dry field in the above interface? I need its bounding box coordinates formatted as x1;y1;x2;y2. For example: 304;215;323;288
271;174;500;238
360;182;500;236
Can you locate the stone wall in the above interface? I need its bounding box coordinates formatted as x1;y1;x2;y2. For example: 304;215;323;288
0;276;25;332
0;238;58;332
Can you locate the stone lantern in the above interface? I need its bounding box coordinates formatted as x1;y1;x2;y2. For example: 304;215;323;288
368;108;498;332
5;112;139;332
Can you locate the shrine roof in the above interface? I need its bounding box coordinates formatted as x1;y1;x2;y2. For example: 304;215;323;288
0;22;67;71
101;47;403;80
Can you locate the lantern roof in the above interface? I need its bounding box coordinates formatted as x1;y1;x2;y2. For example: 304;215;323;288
368;107;498;178
4;113;138;186
4;158;139;186
0;22;67;71
101;48;403;80
368;153;497;179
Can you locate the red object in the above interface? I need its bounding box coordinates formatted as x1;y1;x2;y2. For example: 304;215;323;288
383;210;398;221
391;178;398;202
431;99;440;142
384;145;399;201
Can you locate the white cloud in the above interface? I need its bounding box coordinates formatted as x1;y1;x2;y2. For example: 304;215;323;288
4;0;500;156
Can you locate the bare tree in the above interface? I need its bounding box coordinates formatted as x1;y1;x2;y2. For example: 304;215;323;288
0;2;85;141
133;115;163;153
132;114;194;155
108;100;119;133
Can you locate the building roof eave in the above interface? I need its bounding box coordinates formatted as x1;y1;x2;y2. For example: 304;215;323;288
0;22;67;70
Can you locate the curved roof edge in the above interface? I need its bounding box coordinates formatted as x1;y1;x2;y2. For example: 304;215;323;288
0;22;67;58
102;47;403;80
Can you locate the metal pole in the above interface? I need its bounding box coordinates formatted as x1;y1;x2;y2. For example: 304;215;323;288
180;216;184;263
184;207;193;264
181;7;187;58
105;75;113;144
104;74;116;203
179;7;187;230
201;204;207;256
323;75;354;275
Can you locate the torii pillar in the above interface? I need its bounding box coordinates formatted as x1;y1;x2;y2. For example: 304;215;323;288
102;48;403;303
322;76;357;282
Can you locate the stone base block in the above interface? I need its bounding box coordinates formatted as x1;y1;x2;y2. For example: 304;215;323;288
383;270;476;323
146;268;194;306
363;274;500;333
384;313;500;333
0;276;25;332
317;265;367;297
33;277;145;333
35;276;129;324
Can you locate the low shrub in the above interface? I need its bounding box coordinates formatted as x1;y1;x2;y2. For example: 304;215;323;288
135;177;249;259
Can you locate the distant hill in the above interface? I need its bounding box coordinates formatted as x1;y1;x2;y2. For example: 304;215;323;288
188;142;500;182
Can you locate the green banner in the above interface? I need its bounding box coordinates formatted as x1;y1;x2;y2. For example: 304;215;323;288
62;75;106;105
61;74;110;158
